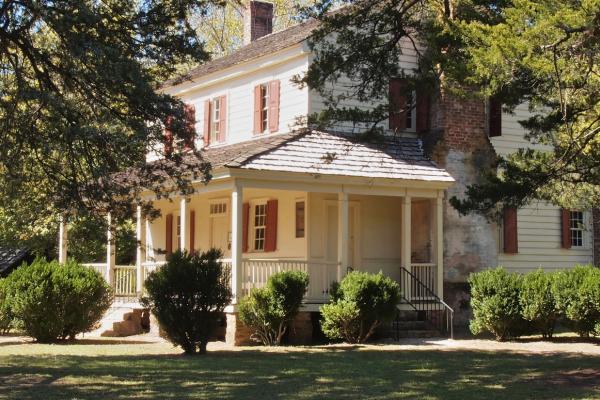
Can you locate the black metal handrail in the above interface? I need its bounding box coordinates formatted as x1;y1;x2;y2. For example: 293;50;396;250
396;266;454;339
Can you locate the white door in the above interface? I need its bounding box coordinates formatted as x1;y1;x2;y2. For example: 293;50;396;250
210;216;230;257
324;203;360;269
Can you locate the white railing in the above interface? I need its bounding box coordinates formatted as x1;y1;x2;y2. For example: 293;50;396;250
410;263;437;300
113;265;137;297
241;259;340;303
142;260;167;281
82;263;107;277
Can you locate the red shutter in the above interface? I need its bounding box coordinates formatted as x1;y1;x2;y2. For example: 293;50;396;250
389;78;407;131
503;207;518;254
219;96;227;142
264;199;278;252
165;213;173;255
189;210;195;253
489;96;502;137
242;203;250;253
268;80;280;133
203;100;211;147
415;89;430;134
561;209;571;249
253;85;262;135
183;104;196;150
164;116;174;156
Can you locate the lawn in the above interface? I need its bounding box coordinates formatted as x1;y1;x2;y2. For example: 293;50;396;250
1;337;599;400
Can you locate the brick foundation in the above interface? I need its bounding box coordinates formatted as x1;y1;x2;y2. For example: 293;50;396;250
287;312;313;345
225;311;315;346
225;313;255;346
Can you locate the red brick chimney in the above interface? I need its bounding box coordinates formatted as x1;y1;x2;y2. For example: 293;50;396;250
243;1;274;44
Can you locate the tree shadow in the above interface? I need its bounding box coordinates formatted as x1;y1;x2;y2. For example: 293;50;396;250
1;347;600;399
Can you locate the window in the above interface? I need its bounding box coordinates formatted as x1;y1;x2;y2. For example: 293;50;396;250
210;98;221;144
260;83;269;133
176;215;181;250
253;203;267;251
388;78;416;131
570;210;584;247
405;91;415;130
295;201;305;238
210;202;227;215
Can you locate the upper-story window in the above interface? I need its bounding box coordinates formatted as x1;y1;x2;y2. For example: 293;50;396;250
389;78;417;132
570;210;584;247
203;96;226;146
254;80;280;135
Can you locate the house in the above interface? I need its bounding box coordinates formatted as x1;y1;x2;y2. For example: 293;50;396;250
58;1;596;342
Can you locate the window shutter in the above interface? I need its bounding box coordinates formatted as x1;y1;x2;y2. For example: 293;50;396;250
503;207;518;254
253;85;262;135
389;78;407;131
415;89;430;134
242;203;250;253
184;104;196;150
489;96;502;137
561;208;571;249
268;80;280;133
218;96;227;142
203;100;211;147
165;213;173;255
189;210;195;253
264;199;278;252
164;116;174;156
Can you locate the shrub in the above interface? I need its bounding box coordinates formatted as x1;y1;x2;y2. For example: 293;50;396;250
321;271;401;343
519;269;558;338
238;270;309;345
552;265;600;337
0;279;12;334
3;258;112;342
142;250;232;354
469;267;526;341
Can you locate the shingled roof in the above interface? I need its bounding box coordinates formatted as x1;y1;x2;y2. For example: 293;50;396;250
164;19;319;87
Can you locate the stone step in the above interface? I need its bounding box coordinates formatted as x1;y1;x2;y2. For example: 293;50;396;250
392;320;428;330
92;305;148;337
395;329;441;339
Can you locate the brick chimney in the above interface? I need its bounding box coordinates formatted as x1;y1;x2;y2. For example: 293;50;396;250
243;1;274;44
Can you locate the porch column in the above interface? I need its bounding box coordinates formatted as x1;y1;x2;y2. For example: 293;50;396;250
231;182;243;302
401;196;412;272
180;197;188;252
58;215;68;263
106;212;116;286
337;192;349;280
135;205;146;294
434;192;444;297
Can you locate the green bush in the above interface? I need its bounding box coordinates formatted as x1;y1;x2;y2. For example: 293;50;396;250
238;270;309;346
520;269;557;338
0;279;12;334
142;250;232;354
552;265;600;337
321;271;401;343
3;258;112;342
469;267;526;341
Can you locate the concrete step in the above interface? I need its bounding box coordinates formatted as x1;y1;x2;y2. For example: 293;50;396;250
92;305;149;337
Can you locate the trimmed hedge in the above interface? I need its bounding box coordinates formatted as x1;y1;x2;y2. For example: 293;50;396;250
321;271;401;343
238;270;309;346
2;258;112;342
470;265;600;340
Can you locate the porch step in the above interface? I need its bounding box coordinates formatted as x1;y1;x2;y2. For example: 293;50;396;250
395;329;441;339
387;308;443;339
90;304;149;337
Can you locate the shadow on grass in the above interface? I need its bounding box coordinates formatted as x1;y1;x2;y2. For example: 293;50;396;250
1;347;600;400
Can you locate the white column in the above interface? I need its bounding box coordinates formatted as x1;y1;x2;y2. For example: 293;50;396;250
180;197;188;252
337;192;349;280
106;212;116;286
401;196;412;271
135;205;146;294
434;192;444;297
58;215;68;263
231;182;243;302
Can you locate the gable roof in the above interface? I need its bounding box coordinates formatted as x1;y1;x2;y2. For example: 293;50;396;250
164;19;319;88
0;247;31;277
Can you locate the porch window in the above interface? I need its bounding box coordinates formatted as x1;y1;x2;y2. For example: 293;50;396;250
253;203;267;251
295;201;305;238
570;210;584;247
210;202;227;215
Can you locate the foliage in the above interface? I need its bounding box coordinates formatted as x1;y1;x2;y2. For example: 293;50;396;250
68;216;137;264
301;0;600;214
519;269;557;339
238;270;309;346
552;265;600;338
142;250;232;354
2;258;112;342
321;271;401;343
0;279;12;334
469;268;526;341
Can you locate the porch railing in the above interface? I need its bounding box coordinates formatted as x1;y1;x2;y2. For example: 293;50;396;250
113;265;137;297
82;263;107;278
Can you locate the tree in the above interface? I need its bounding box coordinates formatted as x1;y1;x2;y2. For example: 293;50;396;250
0;0;218;241
300;0;600;216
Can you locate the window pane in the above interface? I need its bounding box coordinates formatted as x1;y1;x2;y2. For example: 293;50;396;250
570;210;584;247
296;201;305;238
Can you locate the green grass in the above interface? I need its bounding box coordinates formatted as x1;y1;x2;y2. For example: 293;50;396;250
0;338;599;399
